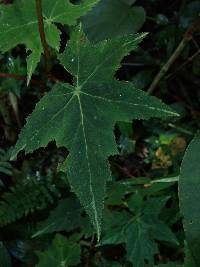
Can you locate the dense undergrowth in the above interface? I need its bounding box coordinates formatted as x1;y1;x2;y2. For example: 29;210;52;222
0;0;200;266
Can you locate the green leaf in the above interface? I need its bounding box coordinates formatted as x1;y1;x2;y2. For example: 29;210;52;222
101;215;159;267
179;134;200;266
106;182;128;205
101;196;178;267
0;242;12;267
32;198;82;238
12;26;178;239
0;0;99;82
82;0;146;42
126;219;158;266
36;234;81;267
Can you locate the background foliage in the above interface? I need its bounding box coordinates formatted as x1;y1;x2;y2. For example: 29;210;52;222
0;0;200;266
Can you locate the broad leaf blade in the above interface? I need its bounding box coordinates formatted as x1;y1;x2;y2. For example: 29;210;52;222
126;220;158;267
179;134;200;266
12;28;178;239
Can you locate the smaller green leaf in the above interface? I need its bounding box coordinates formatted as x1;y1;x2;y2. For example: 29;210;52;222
101;217;159;266
142;196;170;217
126;219;158;266
101;196;178;267
0;0;100;81
151;221;179;246
32;198;82;238
36;234;81;267
127;190;143;213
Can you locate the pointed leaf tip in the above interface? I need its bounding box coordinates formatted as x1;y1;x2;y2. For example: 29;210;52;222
12;28;178;237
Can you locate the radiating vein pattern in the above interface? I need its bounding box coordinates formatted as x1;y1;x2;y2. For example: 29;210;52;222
12;27;178;238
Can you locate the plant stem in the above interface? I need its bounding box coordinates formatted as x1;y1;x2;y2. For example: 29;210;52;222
168;123;194;136
0;72;45;88
147;17;200;94
35;0;51;73
166;49;200;80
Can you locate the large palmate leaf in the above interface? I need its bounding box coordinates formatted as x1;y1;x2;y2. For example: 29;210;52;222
36;234;81;267
11;26;178;239
0;0;99;82
82;0;146;42
179;134;200;266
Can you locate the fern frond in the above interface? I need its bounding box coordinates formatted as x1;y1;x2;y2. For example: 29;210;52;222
0;177;60;227
0;148;13;176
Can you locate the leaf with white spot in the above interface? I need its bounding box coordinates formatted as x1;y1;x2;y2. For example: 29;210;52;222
11;26;178;239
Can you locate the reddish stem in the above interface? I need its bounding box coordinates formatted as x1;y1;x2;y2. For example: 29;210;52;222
0;72;45;88
35;0;51;73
